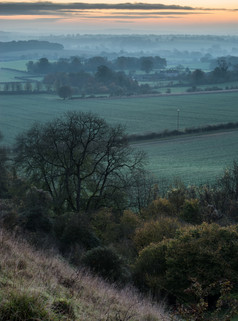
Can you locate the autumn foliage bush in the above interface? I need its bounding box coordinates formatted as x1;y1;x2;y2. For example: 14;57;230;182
133;217;180;251
134;223;238;303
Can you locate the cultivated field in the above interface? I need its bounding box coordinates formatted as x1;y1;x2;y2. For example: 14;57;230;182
0;60;29;71
1;92;238;143
133;130;238;185
1;91;238;184
0;68;28;82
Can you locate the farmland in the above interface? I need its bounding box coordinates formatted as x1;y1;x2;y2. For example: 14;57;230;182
0;68;28;82
0;60;29;71
1;91;238;184
133;130;238;185
0;68;42;84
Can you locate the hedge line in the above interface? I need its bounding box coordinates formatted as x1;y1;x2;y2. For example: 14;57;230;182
128;122;238;142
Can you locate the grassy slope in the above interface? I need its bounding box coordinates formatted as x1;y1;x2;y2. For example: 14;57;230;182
0;230;169;321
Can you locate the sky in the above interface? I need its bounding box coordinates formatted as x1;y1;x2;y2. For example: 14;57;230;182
0;1;238;35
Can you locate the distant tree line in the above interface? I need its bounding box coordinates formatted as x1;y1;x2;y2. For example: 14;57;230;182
26;56;167;74
151;57;238;86
0;81;45;94
0;40;63;52
44;65;152;96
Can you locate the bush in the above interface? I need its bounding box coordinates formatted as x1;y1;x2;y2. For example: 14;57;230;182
91;209;120;244
82;246;130;283
133;217;180;251
0;146;9;198
179;199;202;224
134;223;238;303
0;292;54;321
54;212;100;251
141;198;174;219
167;187;186;215
19;187;53;233
119;210;141;239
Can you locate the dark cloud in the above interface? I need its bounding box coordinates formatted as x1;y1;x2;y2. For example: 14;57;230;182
83;12;208;19
0;2;219;16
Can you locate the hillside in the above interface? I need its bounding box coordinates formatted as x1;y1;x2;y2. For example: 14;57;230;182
0;229;170;321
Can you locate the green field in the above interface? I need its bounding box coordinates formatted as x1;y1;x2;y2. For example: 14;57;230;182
0;68;28;82
0;68;42;84
1;92;238;184
167;61;211;71
133;130;238;185
0;60;29;71
1;92;238;144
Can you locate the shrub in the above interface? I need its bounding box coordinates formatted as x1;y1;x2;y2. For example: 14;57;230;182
133;217;180;251
134;223;238;303
141;198;174;219
54;212;100;251
0;146;9;198
119;210;141;239
0;292;53;321
19;186;53;233
179;199;202;224
91;208;120;244
175;279;238;321
82;246;129;282
167;187;186;215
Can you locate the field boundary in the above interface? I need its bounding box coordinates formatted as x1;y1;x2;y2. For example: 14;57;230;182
70;88;238;101
128;122;238;142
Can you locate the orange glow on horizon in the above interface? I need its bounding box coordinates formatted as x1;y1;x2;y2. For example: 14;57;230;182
1;4;238;34
1;8;236;24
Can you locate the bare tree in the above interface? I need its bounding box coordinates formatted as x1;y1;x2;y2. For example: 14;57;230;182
15;112;145;212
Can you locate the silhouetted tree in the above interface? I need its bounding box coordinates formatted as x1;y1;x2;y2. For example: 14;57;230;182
58;85;72;99
140;57;153;74
191;69;205;85
95;65;114;83
15;112;145;212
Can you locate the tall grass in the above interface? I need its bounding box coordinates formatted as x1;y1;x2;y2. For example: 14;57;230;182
0;229;170;320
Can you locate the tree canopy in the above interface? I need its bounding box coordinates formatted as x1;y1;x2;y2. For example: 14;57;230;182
58;85;72;99
14;112;145;212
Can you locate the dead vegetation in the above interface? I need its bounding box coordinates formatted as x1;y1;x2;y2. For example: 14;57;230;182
0;229;170;321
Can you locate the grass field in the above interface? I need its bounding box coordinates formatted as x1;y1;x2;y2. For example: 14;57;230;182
1;91;238;143
0;60;29;71
0;68;28;82
167;61;211;71
133;130;238;185
1;92;238;184
0;68;42;84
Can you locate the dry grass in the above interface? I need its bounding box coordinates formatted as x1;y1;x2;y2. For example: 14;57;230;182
0;229;170;321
